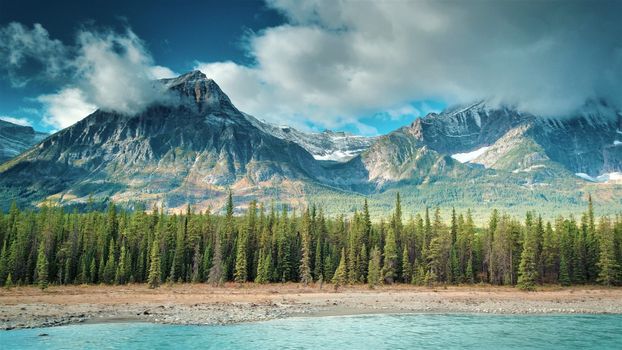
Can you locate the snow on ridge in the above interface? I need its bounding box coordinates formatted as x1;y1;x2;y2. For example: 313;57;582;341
614;140;622;146
313;150;360;161
575;172;622;183
451;146;490;163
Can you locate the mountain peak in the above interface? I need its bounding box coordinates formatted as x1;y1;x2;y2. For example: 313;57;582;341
162;71;233;109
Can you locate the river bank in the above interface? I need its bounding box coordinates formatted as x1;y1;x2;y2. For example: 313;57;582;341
2;284;621;330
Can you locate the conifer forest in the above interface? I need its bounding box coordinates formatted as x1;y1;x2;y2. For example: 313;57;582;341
0;193;620;291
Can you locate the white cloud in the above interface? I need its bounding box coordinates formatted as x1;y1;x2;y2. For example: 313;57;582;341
0;23;177;127
73;29;171;115
149;65;178;79
0;115;32;126
196;0;622;134
37;88;96;128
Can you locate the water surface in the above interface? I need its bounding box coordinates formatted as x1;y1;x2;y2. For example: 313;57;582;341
2;314;622;349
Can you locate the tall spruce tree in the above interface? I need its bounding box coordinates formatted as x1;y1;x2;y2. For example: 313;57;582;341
208;233;224;287
597;217;619;286
332;248;347;289
518;217;539;290
299;209;313;286
367;246;381;288
36;241;49;290
148;240;161;288
382;227;398;284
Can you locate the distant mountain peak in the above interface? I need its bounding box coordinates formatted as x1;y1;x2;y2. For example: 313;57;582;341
162;71;233;110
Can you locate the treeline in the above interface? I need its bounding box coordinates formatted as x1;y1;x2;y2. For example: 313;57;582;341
0;193;620;290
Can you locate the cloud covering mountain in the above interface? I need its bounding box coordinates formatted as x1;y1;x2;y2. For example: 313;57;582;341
198;0;622;132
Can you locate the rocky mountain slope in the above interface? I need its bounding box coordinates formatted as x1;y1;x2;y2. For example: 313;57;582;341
0;71;323;210
244;113;377;162
0;119;48;163
0;71;620;218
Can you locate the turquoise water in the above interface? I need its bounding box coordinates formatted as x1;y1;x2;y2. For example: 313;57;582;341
2;314;622;349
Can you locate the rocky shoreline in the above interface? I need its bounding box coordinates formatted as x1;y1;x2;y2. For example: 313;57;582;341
2;284;622;330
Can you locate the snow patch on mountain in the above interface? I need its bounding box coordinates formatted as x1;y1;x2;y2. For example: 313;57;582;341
451;146;490;163
575;172;622;183
242;113;377;162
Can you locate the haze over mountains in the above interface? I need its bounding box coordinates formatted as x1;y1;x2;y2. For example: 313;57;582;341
0;71;620;219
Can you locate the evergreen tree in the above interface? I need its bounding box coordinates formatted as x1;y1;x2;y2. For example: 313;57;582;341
332;248;347;289
299;209;313;286
255;249;271;284
5;273;13;289
115;244;128;284
103;239;116;284
148;240;161;288
401;246;412;283
382;227;398;284
234;232;248;283
559;253;571;287
0;240;8;285
367;246;381;288
313;236;323;282
208;233;224;287
358;243;368;283
597;217;619;286
518;220;539;290
36;241;49;290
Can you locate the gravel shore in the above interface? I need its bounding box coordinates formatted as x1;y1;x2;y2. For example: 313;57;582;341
2;284;622;330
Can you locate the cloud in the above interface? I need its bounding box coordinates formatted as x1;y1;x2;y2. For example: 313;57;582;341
0;22;67;87
37;88;96;128
0;116;32;127
0;22;176;127
73;28;170;115
196;0;622;134
149;65;178;79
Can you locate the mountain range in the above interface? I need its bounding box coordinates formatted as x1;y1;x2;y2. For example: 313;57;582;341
1;70;621;220
0;119;48;163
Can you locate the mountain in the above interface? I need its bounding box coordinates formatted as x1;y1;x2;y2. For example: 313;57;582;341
405;100;622;179
0;71;621;220
0;71;323;211
244;114;377;162
0;119;48;163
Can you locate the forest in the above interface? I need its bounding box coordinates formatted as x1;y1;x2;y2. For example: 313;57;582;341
0;193;620;291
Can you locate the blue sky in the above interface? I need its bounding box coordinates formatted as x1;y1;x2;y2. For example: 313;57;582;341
0;1;619;135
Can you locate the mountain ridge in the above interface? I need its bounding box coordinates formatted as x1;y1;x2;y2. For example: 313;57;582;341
0;71;620;219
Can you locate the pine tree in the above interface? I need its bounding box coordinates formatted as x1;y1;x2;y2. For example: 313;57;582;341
382;227;398;284
148;240;161;288
5;273;13;289
36;241;49;290
465;255;474;284
234;232;248;283
597;217;619;286
115;244;128;285
103;239;116;284
401;246;412;283
367;246;381;288
313;236;323;282
358;243;367;283
191;244;202;283
332;248;347;289
202;243;212;282
208;233;224;287
255;249;271;284
559;253;571;287
518;223;538;290
0;240;8;285
299;209;313;286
